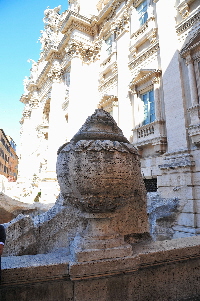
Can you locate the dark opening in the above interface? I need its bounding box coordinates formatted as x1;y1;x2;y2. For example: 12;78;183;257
144;178;157;192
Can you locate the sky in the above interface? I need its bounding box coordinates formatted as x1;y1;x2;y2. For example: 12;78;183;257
0;0;68;152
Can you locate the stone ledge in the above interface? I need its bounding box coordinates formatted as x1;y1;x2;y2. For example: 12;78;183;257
2;236;200;284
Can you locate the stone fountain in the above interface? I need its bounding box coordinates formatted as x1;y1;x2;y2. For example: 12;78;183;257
2;110;200;301
56;109;149;262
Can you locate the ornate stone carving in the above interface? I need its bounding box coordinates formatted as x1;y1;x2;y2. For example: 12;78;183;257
188;124;200;146
68;0;80;13
114;9;130;38
129;69;161;91
48;60;64;82
178;1;190;19
43;5;61;31
98;95;118;113
98;0;125;31
129;43;159;70
22;109;31;119
39;6;62;51
176;10;200;35
67;39;101;63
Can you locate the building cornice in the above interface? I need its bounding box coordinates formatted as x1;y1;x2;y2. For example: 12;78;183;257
61;10;94;36
176;9;200;35
129;69;162;90
129;42;159;70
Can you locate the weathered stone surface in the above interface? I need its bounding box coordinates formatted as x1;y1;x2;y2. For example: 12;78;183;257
0;192;51;224
147;192;179;240
57;109;145;214
1;236;200;301
56;109;149;262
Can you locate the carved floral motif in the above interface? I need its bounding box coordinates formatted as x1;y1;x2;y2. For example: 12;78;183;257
67;39;101;63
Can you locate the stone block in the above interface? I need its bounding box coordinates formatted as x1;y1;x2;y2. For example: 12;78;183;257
190;171;200;186
158;186;193;201
182;200;194;213
196;213;200;228
195;200;200;214
157;171;192;188
176;212;195;228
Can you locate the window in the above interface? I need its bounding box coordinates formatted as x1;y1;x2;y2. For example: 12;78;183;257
105;35;113;56
142;90;155;125
137;0;148;26
144;178;157;192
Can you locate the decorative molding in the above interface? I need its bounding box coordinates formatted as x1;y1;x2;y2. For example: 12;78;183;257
61;11;94;37
66;39;101;63
188;124;200;146
180;29;200;58
132;22;149;39
178;1;190;19
98;0;125;30
22;109;31;119
98;95;118;112
159;152;195;170
99;61;118;90
176;10;200;35
30;98;39;109
114;9;130;39
48;61;64;82
132;0;144;8
129;42;159;70
98;74;118;92
129;69;162;91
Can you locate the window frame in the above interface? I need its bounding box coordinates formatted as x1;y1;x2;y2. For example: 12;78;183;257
136;0;148;26
141;89;155;126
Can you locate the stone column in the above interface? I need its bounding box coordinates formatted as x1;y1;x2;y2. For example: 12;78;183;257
67;42;100;140
186;54;199;107
41;60;66;203
17;109;32;182
117;27;133;141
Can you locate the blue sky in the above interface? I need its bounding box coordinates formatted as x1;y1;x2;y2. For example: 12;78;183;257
0;0;68;152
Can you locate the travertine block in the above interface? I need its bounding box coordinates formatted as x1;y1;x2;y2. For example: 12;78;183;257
176;212;195;228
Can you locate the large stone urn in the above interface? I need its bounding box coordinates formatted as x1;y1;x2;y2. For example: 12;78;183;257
57;109;148;262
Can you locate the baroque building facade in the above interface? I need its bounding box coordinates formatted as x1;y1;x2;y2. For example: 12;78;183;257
19;0;200;238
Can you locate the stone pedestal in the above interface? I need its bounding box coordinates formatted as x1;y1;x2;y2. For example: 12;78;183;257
71;212;133;262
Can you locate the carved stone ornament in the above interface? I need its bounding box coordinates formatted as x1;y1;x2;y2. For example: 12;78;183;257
48;60;64;82
114;9;130;38
22;109;31;119
178;1;190;19
57;109;146;213
39;5;62;51
67;39;101;63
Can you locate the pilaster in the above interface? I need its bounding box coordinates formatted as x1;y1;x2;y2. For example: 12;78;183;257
116;28;132;141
